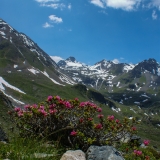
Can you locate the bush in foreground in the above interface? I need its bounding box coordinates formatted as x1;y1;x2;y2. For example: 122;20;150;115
9;95;160;159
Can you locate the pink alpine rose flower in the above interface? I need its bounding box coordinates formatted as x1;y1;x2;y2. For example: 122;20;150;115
115;119;120;123
38;109;47;116
143;140;150;146
131;126;137;131
88;117;93;121
134;150;142;156
39;105;45;110
108;115;114;121
32;104;38;108
47;95;53;101
49;104;55;109
79;102;86;107
14;107;21;112
70;130;77;136
95;123;103;129
97;108;102;112
18;111;23;117
79;118;84;123
98;114;104;118
65;101;72;109
49;109;57;114
75;98;79;101
24;105;30;110
56;95;60;100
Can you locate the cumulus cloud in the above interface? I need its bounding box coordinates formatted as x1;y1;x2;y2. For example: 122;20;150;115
106;0;141;11
151;0;160;8
152;10;158;19
90;0;105;8
43;22;53;28
90;0;142;11
49;15;63;23
50;56;64;63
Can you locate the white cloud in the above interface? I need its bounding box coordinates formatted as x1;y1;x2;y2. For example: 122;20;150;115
152;10;158;20
43;22;53;28
90;0;142;11
151;0;160;7
35;0;71;10
41;3;65;9
50;56;64;63
49;15;63;23
112;59;120;64
90;0;105;8
68;4;72;9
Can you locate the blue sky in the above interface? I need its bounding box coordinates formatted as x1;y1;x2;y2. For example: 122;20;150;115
0;0;160;65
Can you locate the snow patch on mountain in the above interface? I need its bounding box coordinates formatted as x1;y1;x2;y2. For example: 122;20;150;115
0;76;26;94
111;107;121;112
72;77;82;82
123;64;135;72
158;68;160;76
14;64;18;68
141;94;150;98
41;71;65;86
28;68;40;75
20;33;34;47
1;90;25;105
117;82;120;87
0;31;5;36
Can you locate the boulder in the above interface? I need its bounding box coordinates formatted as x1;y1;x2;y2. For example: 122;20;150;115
86;145;124;160
60;150;86;160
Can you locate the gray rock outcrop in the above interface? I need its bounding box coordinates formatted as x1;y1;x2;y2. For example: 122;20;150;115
60;150;86;160
86;145;124;160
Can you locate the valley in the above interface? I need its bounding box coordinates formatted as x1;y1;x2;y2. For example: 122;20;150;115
0;18;160;148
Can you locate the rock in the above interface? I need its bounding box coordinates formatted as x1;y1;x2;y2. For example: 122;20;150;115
140;143;147;148
86;145;124;160
120;133;141;143
130;135;141;142
60;150;86;160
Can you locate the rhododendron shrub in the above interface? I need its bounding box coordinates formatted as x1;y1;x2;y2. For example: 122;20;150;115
117;138;160;160
10;95;139;150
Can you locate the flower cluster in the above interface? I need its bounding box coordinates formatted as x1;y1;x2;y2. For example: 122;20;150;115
134;150;142;156
10;95;139;151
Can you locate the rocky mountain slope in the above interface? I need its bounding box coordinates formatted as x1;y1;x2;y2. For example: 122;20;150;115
55;56;160;108
0;18;77;106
